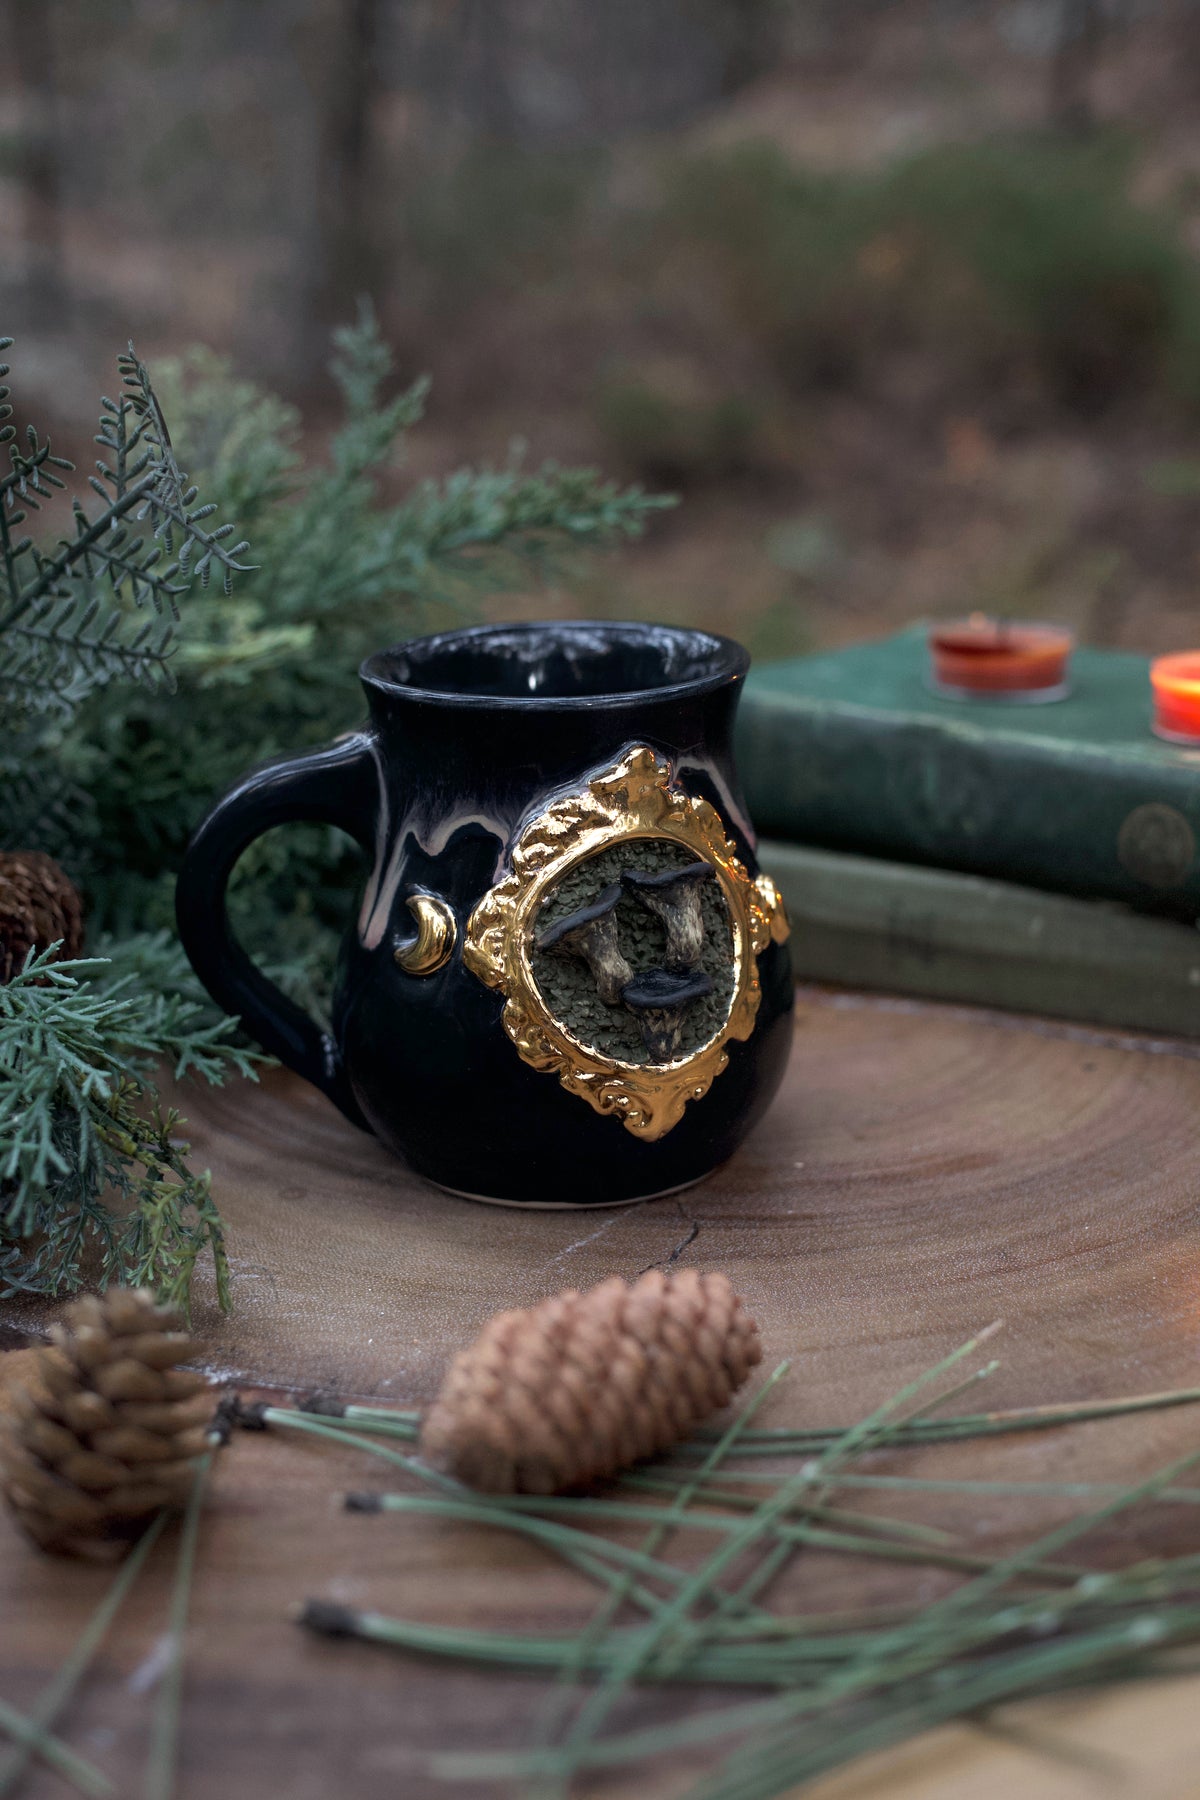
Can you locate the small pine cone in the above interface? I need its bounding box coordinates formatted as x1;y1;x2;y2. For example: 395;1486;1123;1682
0;850;85;983
420;1269;762;1495
0;1289;214;1559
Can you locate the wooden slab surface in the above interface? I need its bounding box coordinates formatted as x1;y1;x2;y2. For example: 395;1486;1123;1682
4;987;1200;1799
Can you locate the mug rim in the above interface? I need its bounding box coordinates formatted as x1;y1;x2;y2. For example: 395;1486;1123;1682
360;619;750;711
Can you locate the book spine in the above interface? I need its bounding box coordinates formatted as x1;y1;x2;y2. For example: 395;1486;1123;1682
738;697;1200;923
760;839;1200;1041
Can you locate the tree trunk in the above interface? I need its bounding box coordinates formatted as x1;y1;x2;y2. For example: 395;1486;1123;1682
312;0;383;327
1048;0;1106;132
8;0;68;324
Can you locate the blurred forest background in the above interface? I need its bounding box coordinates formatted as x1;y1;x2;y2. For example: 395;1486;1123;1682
7;0;1200;661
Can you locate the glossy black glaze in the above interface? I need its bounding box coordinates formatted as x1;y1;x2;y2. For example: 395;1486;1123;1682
175;621;794;1204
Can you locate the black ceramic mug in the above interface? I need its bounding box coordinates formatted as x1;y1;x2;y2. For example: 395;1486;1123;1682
175;621;793;1205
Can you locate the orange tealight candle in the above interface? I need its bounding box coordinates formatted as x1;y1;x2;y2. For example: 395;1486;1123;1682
929;616;1074;701
1150;652;1200;745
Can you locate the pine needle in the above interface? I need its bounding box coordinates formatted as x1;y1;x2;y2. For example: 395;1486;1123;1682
277;1339;1200;1800
528;1360;794;1797
143;1450;213;1800
635;1467;1200;1504
0;1697;112;1798
275;1381;1200;1456
672;1381;1200;1455
0;1510;167;1798
523;1326;1005;1783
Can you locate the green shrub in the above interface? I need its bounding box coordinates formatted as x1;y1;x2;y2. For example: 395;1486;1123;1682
664;144;878;391
596;359;760;484
660;134;1200;411
402;144;604;315
882;136;1200;408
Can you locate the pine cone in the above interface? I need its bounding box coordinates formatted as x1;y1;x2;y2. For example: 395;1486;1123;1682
420;1269;762;1495
0;1289;214;1559
0;850;85;983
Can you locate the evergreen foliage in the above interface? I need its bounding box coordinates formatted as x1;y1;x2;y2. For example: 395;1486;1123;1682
0;941;257;1315
0;336;250;852
73;305;671;988
1;334;260;1309
659;133;1200;411
0;315;668;1307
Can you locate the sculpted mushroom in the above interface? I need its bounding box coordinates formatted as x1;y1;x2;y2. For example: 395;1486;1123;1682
536;882;632;1005
621;861;714;972
621;966;714;1061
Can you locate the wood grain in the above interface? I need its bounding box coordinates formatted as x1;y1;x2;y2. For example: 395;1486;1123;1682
4;987;1200;1799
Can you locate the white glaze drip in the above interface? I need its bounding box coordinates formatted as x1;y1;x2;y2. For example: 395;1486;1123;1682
358;786;514;950
357;749;751;953
677;755;757;848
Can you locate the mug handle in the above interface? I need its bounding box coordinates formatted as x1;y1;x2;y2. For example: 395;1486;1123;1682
175;732;378;1131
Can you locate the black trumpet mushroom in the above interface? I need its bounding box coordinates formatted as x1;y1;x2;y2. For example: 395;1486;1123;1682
536;881;632;1005
621;966;714;1061
621;861;714;972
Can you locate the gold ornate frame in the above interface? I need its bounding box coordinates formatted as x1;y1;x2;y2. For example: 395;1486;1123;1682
463;745;789;1141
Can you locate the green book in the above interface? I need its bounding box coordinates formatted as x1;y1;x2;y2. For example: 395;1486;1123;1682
737;627;1200;923
760;839;1200;1040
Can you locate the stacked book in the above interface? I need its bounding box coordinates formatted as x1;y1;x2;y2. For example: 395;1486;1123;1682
737;627;1200;1038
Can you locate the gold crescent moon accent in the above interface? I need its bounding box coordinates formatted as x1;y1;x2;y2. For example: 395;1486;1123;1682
393;893;456;976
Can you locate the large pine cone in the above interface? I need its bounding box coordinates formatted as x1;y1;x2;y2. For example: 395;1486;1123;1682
420;1269;762;1495
0;849;84;982
0;1289;214;1559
